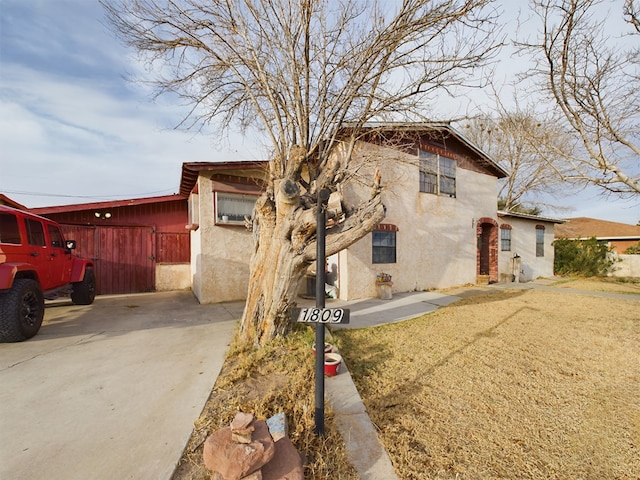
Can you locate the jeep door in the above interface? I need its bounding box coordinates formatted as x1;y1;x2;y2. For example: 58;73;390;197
23;218;51;288
46;223;73;286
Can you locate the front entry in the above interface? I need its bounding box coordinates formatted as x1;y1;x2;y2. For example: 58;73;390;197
476;218;498;283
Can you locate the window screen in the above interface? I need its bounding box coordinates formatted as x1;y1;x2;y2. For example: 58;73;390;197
501;227;511;251
215;192;256;224
536;227;545;257
419;150;456;197
372;231;396;264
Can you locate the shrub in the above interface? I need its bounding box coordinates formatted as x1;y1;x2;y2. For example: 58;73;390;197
554;237;615;276
623;242;640;254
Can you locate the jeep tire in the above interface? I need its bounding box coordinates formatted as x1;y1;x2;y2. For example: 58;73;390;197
71;268;96;305
0;279;45;342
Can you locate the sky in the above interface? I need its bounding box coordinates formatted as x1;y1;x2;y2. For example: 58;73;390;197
0;0;638;225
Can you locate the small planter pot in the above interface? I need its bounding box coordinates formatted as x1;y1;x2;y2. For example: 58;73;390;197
312;342;334;355
376;281;393;300
324;352;342;377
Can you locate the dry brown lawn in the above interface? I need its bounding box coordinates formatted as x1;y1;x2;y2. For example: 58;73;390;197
334;280;640;479
172;327;359;480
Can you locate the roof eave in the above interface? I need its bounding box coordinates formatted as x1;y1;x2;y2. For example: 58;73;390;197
498;210;566;224
341;122;508;179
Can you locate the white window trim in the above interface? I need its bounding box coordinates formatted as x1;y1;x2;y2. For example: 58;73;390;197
214;192;257;225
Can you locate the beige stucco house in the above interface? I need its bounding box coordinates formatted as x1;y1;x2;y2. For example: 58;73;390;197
497;211;563;283
179;124;560;304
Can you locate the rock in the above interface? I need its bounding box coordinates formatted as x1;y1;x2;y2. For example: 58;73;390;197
261;436;304;480
231;412;256;444
231;412;255;430
266;413;288;443
203;421;275;480
240;470;263;480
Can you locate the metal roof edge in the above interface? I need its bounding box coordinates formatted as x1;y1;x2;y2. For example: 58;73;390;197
29;194;186;215
497;210;566;224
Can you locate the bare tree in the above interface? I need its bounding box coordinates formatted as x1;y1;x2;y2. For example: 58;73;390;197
462;94;576;213
521;0;640;195
103;0;500;346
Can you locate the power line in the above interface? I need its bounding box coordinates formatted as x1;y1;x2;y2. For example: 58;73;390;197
1;188;177;200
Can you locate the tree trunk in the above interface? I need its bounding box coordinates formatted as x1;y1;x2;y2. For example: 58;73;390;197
238;164;385;347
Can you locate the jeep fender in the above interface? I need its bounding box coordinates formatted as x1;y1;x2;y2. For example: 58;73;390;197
70;260;94;283
0;263;39;290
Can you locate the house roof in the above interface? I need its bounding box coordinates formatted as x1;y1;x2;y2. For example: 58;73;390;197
179;161;269;196
555;217;640;240
498;210;565;224
346;122;509;179
0;193;28;210
29;194;186;215
179;123;509;197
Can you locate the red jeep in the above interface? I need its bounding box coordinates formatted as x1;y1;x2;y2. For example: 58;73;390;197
0;205;95;342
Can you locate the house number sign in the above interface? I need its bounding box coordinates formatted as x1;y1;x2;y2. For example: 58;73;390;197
294;307;350;324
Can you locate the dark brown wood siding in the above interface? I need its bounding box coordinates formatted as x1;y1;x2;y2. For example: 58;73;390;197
156;232;190;263
61;225;156;295
41;197;189;295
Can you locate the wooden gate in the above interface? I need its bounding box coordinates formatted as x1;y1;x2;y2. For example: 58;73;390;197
61;225;156;295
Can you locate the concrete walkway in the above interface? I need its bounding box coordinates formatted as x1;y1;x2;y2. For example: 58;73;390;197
0;291;243;480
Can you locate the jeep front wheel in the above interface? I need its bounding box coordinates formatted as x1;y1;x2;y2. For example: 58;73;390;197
71;268;96;305
0;279;45;342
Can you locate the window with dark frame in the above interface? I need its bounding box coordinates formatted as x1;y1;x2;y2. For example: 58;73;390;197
25;218;45;247
500;225;512;251
372;230;396;264
536;225;545;257
419;150;456;197
0;213;21;244
47;225;64;248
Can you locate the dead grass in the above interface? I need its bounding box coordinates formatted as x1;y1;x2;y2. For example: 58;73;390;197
171;325;358;480
548;276;640;294
334;286;640;479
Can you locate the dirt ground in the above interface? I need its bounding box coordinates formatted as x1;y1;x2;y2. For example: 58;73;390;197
335;278;640;479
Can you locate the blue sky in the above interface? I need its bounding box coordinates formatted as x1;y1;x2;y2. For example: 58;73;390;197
0;0;638;224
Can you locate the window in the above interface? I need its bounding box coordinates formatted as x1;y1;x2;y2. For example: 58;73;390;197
372;231;396;264
500;225;512;251
25;219;45;246
419;150;456;197
188;193;199;226
536;225;545;257
47;225;64;248
0;212;21;244
215;192;256;224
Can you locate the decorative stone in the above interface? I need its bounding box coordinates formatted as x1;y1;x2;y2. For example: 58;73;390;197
203;421;275;480
266;412;288;443
240;470;263;480
261;436;304;480
231;412;255;430
231;412;256;444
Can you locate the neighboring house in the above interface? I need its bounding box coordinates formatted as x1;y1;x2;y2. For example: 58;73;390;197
181;124;557;304
30;195;190;295
555;217;640;254
497;211;564;283
555;217;640;278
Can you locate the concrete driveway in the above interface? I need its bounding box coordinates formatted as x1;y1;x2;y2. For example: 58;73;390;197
0;291;243;480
